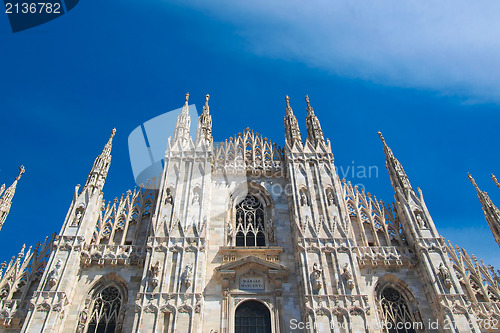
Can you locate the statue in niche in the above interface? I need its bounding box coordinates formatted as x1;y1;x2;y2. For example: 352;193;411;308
226;221;233;244
311;263;322;292
149;260;161;289
438;262;452;289
183;264;193;288
48;259;63;287
192;192;200;205
165;190;173;205
72;209;83;226
342;263;354;290
415;212;426;228
300;192;308;206
327;191;335;206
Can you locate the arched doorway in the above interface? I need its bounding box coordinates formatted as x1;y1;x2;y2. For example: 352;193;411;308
235;300;271;333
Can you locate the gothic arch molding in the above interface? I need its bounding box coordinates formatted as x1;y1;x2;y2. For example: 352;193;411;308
233;299;273;333
229;180;274;210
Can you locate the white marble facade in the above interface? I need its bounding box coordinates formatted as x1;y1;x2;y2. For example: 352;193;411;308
0;94;499;333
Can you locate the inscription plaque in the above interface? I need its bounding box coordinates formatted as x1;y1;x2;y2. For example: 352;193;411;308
240;278;264;290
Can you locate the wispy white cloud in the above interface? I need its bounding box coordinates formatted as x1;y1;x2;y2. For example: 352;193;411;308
174;0;500;103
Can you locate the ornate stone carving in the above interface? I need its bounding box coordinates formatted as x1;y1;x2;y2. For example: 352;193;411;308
438;262;452;289
226;221;233;245
71;207;84;227
326;190;335;206
182;264;193;289
149;260;161;289
301;192;308;206
192;192;199;205
48;259;63;287
36;301;51;312
311;263;322;292
342;263;354;290
415;210;426;228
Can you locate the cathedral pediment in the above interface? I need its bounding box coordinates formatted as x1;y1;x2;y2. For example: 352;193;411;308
215;255;289;279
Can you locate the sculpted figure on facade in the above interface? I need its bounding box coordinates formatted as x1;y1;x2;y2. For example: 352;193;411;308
48;259;63;287
165;189;173;205
438;262;452;289
226;221;233;244
342;263;354;290
149;260;161;289
327;189;335;206
72;208;84;226
192;192;199;205
300;192;308;206
311;263;322;293
415;211;426;228
182;263;193;289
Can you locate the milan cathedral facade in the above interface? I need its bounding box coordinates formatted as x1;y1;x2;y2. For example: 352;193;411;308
0;94;499;333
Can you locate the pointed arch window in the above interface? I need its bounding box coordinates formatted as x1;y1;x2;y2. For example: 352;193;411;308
235;195;266;246
86;285;123;333
379;287;417;333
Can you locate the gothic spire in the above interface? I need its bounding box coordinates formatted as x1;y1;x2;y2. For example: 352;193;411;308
284;95;302;147
304;95;325;146
84;129;116;193
195;94;213;145
173;93;192;146
378;132;413;193
492;174;500;191
0;165;25;231
468;174;500;248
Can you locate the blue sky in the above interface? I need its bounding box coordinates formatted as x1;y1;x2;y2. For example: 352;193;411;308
1;0;500;267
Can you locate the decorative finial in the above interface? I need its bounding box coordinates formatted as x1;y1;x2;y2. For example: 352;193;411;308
17;165;25;180
467;173;476;185
205;94;210;105
492;174;500;189
305;95;315;115
111;128;116;138
185;93;190;105
285;95;291;109
377;131;385;142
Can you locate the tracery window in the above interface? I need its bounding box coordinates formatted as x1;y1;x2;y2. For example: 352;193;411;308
235;195;266;246
86;285;123;333
379;287;417;333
